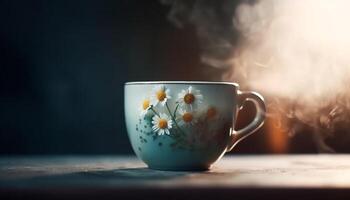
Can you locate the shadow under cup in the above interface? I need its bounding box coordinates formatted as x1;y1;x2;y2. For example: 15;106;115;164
124;81;265;171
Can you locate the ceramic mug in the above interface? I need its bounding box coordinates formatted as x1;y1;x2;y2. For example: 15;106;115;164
124;81;266;171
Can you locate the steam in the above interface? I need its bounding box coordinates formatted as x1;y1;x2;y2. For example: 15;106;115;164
232;0;350;100
162;0;350;152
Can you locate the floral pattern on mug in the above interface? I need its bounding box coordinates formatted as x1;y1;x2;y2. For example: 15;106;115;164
135;85;229;151
139;97;151;117
177;86;203;111
152;113;173;136
176;108;197;127
151;85;171;107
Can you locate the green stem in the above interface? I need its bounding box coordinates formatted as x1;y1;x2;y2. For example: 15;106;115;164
173;104;179;119
165;102;186;136
149;106;160;117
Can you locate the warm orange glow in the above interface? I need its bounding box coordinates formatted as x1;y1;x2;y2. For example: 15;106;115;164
265;115;289;153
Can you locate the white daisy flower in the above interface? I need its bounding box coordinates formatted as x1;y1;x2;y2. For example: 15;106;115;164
177;86;203;110
152;113;173;135
176;108;196;126
139;97;151;117
151;85;171;107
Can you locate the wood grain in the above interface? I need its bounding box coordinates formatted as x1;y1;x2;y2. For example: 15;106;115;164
1;155;350;199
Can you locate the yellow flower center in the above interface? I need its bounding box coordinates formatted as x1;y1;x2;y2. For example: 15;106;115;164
156;90;166;101
158;119;168;129
184;93;195;104
206;107;217;119
182;112;193;123
142;99;150;110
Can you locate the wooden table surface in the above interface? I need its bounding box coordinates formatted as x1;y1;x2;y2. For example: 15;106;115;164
1;155;350;199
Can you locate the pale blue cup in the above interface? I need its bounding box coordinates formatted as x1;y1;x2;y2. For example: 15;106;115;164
124;81;266;171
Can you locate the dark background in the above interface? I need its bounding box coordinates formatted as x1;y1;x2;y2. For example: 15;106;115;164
0;0;318;155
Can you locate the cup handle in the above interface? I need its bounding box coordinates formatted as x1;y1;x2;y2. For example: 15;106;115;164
226;90;266;152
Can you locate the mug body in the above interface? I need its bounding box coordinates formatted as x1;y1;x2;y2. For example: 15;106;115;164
124;81;238;170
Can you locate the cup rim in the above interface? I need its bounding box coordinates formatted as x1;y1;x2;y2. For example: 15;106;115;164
125;81;239;87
